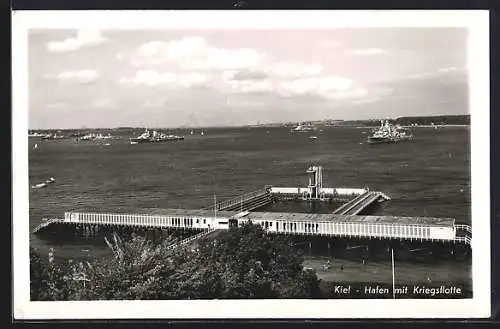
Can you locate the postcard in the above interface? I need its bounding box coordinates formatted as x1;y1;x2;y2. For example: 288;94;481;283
12;9;490;319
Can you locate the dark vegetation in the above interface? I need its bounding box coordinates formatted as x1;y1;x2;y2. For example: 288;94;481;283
394;114;470;126
333;115;470;127
30;223;323;300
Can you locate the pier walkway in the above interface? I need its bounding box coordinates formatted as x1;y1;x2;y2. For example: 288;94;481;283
332;191;390;215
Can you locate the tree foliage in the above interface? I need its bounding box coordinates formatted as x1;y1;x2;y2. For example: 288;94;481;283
30;223;322;300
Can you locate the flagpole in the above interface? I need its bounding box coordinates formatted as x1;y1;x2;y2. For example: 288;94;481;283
391;248;396;299
214;194;217;220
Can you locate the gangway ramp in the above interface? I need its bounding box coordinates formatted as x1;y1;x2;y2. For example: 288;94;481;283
166;228;220;251
332;191;390;215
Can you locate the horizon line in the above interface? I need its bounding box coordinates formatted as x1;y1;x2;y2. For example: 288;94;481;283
28;114;470;130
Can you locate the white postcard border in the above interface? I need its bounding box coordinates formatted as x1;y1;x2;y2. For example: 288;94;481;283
12;10;491;319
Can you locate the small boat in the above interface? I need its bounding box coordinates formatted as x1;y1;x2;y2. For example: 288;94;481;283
32;183;47;189
291;124;314;133
69;132;86;138
96;133;113;140
45;177;55;184
28;132;44;138
309;136;318;140
41;133;66;140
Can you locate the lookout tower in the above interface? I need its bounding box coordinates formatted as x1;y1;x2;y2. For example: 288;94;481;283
306;165;323;200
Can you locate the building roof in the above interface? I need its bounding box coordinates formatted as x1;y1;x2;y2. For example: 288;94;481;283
68;208;455;227
69;208;238;218
244;212;455;227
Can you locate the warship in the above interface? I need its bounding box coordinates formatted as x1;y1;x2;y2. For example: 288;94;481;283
367;120;413;144
130;129;184;144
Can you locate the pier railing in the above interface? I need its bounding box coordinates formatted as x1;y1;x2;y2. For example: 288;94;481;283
455;224;472;234
454;235;471;245
166;228;219;251
33;218;62;234
204;188;269;211
332;192;370;215
332;191;390;215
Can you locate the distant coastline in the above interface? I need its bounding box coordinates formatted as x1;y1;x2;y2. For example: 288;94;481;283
27;114;470;132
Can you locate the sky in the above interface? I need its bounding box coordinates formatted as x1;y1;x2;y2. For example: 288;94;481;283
28;28;468;129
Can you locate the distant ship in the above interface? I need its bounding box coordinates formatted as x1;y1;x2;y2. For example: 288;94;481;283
79;133;113;141
130;129;185;144
41;133;66;140
69;132;86;138
290;123;314;132
367;120;413;144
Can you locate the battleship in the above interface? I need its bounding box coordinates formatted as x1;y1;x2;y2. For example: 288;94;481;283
367;120;413;144
129;129;185;144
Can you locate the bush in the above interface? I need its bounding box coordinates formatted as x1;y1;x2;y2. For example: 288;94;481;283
30;223;322;300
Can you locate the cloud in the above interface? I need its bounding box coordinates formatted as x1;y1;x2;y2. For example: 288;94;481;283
269;61;323;79
144;99;166;107
403;65;467;80
320;40;342;49
56;70;99;83
119;70;209;88
436;66;467;74
178;72;210;87
350;48;388;56
350;87;393;104
128;36;262;71
227;80;274;94
122;37;382;103
230;69;268;81
91;99;114;108
45;102;68;109
278;76;353;98
47;29;107;53
223;72;373;101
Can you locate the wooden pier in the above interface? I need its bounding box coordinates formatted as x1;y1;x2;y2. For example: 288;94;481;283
32;165;472;249
33;208;472;247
